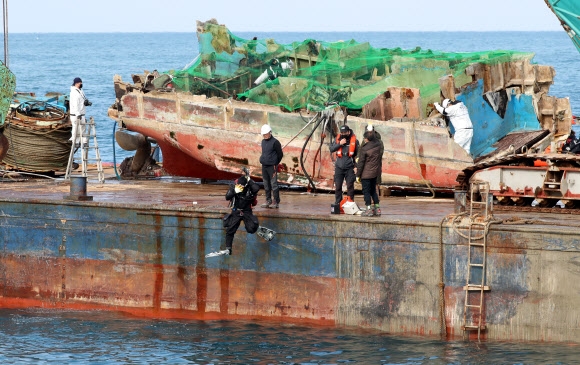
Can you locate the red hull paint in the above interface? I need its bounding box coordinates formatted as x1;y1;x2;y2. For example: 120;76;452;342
111;93;473;189
0;255;337;326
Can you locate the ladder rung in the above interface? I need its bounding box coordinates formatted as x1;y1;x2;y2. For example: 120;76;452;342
471;201;487;205
464;325;486;330
465;304;482;308
469;243;485;247
469;263;484;267
463;285;490;291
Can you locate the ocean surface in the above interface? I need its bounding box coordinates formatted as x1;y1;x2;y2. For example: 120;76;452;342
5;31;580;364
1;308;579;365
7;31;580;163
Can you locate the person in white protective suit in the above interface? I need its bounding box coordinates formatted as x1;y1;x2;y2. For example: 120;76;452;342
69;77;91;145
254;58;294;85
434;98;473;154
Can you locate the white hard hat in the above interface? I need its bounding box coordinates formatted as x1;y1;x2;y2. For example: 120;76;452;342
261;124;272;135
442;99;451;108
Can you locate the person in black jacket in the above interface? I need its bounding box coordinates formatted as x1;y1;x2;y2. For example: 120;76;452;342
329;125;359;205
222;175;260;255
563;130;580;154
356;131;382;217
360;124;384;185
259;124;283;208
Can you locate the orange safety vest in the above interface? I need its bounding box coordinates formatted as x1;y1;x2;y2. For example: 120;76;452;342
336;133;357;157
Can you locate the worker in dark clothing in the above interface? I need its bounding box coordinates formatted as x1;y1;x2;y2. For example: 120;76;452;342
360;124;384;184
356;130;382;217
259;124;283;208
329;125;359;205
222;175;260;255
563;130;580;154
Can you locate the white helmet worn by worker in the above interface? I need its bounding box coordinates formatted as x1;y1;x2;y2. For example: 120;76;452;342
261;124;272;135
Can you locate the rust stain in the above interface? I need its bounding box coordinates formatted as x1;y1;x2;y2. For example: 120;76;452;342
222;156;249;165
153;214;164;311
488;235;528;256
0;296;336;326
59;236;66;300
219;269;229;314
196;217;207;314
274;301;291;315
176;216;187;309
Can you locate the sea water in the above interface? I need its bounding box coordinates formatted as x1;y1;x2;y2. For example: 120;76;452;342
5;32;580;363
0;308;579;364
7;31;580;163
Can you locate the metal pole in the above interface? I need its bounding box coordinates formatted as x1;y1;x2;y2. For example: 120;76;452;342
2;0;7;68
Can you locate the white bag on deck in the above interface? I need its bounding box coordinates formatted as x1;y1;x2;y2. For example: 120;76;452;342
342;201;361;215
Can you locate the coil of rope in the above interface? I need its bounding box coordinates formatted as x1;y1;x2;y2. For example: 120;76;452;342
4;103;71;172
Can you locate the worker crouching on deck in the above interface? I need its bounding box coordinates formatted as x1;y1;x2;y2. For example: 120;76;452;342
330;125;359;205
222;175;260;255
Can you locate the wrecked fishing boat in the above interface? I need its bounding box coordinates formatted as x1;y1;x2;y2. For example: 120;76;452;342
2;93;72;174
108;19;571;192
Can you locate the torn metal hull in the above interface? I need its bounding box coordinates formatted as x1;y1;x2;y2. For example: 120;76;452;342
110;92;471;189
109;56;571;190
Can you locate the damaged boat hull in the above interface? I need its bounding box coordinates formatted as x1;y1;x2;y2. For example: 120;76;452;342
109;56;571;190
110;91;472;188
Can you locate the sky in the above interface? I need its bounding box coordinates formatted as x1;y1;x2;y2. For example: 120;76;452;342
8;0;563;33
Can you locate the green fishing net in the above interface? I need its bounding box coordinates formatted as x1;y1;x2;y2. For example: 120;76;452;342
0;63;15;125
167;19;533;114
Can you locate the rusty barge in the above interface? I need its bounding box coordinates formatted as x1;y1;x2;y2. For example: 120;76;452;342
0;177;578;342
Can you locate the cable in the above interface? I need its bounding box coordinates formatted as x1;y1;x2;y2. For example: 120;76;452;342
112;123;121;180
282;113;318;150
0;169;56;179
438;215;448;339
300;113;324;192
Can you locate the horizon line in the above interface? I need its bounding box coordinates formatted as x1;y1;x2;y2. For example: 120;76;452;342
8;30;564;34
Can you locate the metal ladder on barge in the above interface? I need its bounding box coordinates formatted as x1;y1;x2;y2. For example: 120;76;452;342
65;116;104;183
463;180;492;341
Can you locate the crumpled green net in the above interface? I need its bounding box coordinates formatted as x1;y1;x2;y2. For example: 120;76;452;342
0;62;15;125
167;20;533;113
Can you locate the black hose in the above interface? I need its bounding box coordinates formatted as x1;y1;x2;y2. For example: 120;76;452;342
112;123;121;180
300;113;324;193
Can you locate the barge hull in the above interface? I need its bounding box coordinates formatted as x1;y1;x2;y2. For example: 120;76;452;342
0;181;580;342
